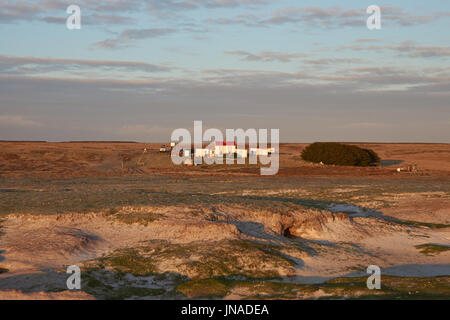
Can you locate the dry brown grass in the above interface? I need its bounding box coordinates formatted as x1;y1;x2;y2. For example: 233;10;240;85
1;142;449;179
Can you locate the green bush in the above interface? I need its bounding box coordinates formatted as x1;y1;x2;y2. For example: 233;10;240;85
301;142;380;167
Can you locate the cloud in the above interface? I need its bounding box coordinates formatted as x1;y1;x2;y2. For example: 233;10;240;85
0;0;144;24
205;14;261;27
394;42;450;58
0;115;42;127
200;65;450;90
225;50;308;62
264;6;362;27
381;6;444;26
303;58;364;65
0;55;172;75
146;0;271;14
0;0;42;23
1;1;448;34
207;5;450;28
341;40;450;58
0;0;272;24
2;55;449;94
92;28;176;49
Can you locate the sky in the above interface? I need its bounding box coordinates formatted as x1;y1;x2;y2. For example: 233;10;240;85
0;0;449;142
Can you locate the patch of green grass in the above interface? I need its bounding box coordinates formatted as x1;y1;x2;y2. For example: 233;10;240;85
182;240;297;279
174;275;450;300
82;270;167;299
79;265;450;299
177;278;229;299
415;243;450;256
223;279;305;299
319;275;450;299
100;249;157;275
111;212;165;226
108;287;166;300
400;220;450;229
86;277;104;288
231;275;450;299
1;176;448;216
87;240;298;280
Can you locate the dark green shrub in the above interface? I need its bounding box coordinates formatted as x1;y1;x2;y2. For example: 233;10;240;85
301;143;380;167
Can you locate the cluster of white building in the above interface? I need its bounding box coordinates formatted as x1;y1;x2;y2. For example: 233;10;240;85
193;141;275;159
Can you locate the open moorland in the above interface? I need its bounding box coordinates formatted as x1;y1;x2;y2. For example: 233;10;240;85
0;142;449;299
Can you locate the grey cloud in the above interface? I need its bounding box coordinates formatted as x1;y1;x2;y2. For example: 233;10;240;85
207;6;364;27
205;14;261;27
225;50;308;62
0;0;42;23
92;28;176;49
0;0;143;24
2;1;448;30
264;6;363;27
0;0;270;23
147;0;270;12
381;6;443;26
207;6;450;28
398;44;450;58
2;55;447;94
303;58;364;65
342;41;450;58
0;55;172;75
200;64;450;92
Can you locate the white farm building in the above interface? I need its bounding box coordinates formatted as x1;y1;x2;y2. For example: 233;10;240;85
249;148;269;156
214;141;236;156
195;148;212;158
